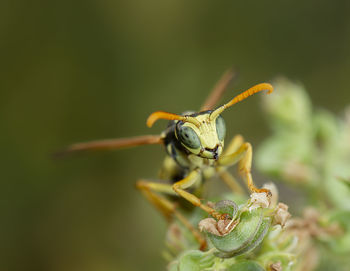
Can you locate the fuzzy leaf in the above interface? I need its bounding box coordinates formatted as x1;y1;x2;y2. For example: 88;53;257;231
233;217;271;256
328;210;350;253
226;260;265;271
214;199;238;217
177;250;214;271
208;208;264;255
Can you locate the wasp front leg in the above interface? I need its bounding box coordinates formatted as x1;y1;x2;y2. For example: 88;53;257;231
136;179;207;250
137;169;221;220
136;170;223;250
217;137;270;195
171;169;222;220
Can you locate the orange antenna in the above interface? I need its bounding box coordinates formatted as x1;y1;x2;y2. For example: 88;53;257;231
147;111;201;128
210;83;273;120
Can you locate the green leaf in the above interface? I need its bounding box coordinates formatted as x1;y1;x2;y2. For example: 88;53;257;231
214;200;238;218
177;250;214;271
258;252;295;271
232;217;271;257
328;210;350;253
226;260;265;271
208;208;264;256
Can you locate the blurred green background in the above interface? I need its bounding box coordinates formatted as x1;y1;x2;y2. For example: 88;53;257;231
1;0;350;270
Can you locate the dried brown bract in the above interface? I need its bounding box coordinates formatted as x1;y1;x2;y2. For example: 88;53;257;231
269;261;282;271
198;217;238;237
274;203;291;227
249;192;271;210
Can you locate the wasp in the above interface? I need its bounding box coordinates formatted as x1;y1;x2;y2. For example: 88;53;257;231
60;70;273;249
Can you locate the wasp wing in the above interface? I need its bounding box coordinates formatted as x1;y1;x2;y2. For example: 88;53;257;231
200;68;237;111
55;135;163;157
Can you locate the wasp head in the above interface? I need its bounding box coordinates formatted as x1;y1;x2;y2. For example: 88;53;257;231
146;83;274;160
174;111;225;160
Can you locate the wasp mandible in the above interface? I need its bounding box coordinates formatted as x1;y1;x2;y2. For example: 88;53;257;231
60;70;273;249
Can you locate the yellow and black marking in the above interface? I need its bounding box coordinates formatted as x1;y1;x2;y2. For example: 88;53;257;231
60;69;273;250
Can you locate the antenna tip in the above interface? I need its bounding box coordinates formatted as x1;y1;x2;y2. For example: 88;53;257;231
262;83;274;94
146;114;156;128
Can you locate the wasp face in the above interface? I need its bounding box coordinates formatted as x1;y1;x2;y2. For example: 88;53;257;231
147;83;273;160
175;112;226;160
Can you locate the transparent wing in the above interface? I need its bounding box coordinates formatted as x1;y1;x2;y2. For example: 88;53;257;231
200;68;237;111
55;134;163;157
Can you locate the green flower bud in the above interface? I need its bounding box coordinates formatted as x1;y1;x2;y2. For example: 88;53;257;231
200;200;272;258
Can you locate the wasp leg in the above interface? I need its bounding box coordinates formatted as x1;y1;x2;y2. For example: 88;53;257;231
216;135;246;195
222;134;244;156
218;140;270;195
136;180;207;250
172;169;222;220
137;170;222;219
136;180;176;220
216;168;246;195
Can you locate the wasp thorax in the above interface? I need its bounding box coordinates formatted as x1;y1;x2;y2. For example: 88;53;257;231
175;112;226;160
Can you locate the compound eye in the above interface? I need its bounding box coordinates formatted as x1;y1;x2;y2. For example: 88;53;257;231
216;115;226;141
177;125;201;149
